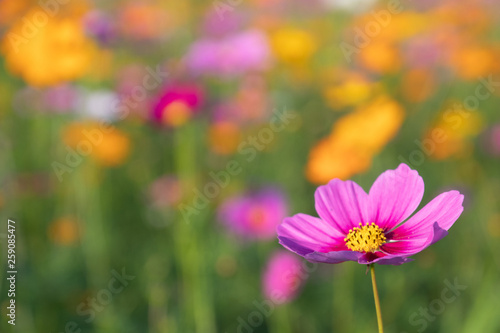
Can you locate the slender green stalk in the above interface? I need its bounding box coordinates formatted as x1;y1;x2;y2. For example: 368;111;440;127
173;124;216;333
370;264;384;333
271;305;292;333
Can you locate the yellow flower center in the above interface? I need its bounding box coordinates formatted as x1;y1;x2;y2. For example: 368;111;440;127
344;222;386;253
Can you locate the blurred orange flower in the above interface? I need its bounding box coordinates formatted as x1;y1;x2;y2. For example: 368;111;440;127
424;107;483;159
449;45;496;80
401;69;436;103
0;0;28;27
355;11;430;43
118;3;174;40
63;122;131;167
209;121;242;155
48;217;80;246
2;11;97;87
358;40;401;74
307;96;404;184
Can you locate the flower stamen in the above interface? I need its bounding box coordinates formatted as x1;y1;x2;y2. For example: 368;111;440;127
344;222;386;253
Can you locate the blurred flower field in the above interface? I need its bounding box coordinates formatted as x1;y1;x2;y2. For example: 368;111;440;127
0;0;500;332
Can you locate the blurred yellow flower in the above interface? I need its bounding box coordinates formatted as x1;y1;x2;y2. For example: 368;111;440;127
2;11;97;87
63;122;131;167
270;28;316;66
48;217;80;246
424;107;483;159
323;75;378;110
307;96;404;184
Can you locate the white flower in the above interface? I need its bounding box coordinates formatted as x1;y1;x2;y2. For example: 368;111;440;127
77;89;119;122
321;0;378;13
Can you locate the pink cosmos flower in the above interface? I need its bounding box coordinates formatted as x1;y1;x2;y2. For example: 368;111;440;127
43;84;79;113
277;164;464;265
403;36;442;69
202;9;244;37
148;175;183;208
184;29;271;77
482;124;500;157
218;188;288;240
151;84;204;127
262;251;305;304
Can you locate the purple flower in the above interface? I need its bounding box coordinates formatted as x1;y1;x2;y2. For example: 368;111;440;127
184;29;271;77
82;10;117;45
277;164;464;265
262;251;305;304
218;189;288;240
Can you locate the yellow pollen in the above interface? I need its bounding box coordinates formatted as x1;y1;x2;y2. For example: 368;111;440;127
344;222;386;253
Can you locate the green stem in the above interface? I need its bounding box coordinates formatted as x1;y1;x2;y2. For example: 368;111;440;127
271;305;292;333
370;264;384;333
173;124;216;333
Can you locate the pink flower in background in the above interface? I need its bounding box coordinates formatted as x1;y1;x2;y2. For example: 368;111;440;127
184;29;271;77
403;36;442;69
151;84;204;127
278;164;464;265
148;175;183;208
262;251;305;304
218;188;288;240
202;9;244;37
482;124;500;157
212;74;270;125
44;84;79;113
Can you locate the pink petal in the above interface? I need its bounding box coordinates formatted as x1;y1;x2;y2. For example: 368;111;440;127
315;179;371;234
382;222;448;256
368;256;414;265
357;251;414;265
368;163;424;230
305;251;362;264
277;214;346;256
390;190;464;239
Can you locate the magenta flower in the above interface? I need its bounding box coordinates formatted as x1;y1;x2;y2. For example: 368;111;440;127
277;164;464;265
262;251;305;304
151;84;204;127
218;188;288;240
